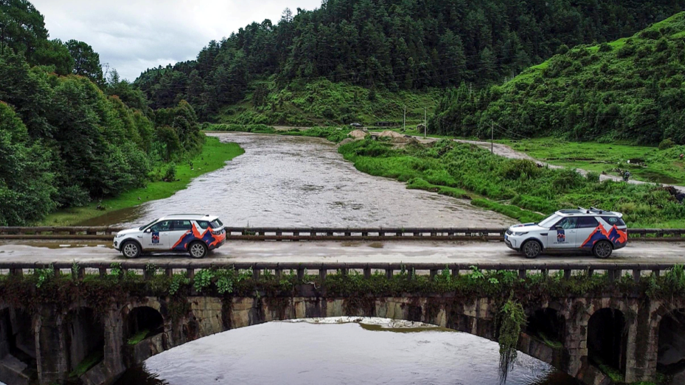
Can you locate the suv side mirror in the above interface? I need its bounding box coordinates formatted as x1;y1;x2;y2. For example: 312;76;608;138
144;228;152;233
554;225;563;230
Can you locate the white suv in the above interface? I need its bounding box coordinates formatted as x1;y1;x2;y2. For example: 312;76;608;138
504;208;627;259
113;214;226;258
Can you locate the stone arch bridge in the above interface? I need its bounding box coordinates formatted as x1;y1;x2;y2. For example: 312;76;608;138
0;261;684;385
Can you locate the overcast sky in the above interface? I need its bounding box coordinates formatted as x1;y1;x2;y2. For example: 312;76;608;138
31;0;322;81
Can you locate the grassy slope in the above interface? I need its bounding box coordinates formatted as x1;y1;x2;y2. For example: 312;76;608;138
219;78;439;127
41;137;244;226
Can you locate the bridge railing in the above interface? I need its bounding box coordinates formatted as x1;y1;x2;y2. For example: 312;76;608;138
0;227;683;241
0;261;677;283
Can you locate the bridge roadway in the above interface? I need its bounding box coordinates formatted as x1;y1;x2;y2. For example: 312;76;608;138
0;239;683;265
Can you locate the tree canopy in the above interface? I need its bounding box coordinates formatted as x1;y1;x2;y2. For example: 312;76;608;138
134;0;685;120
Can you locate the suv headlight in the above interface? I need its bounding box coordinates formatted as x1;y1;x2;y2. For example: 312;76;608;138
513;231;528;236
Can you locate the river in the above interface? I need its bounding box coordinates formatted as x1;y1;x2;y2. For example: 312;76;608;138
88;132;511;227
115;318;579;385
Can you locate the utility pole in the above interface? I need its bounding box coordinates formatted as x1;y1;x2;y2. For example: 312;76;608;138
403;106;406;132
424;107;427;138
491;122;494;153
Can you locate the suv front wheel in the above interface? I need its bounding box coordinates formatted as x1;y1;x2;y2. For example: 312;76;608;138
521;240;542;259
592;240;613;259
121;240;141;258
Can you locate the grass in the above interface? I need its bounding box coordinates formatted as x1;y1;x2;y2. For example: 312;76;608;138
41;137;245;226
69;350;104;378
499;138;685;185
127;329;150;345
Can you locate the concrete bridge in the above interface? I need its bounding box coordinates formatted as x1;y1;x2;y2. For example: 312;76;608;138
0;262;684;385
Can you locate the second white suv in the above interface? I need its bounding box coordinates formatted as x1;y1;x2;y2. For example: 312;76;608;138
505;208;627;259
113;214;226;258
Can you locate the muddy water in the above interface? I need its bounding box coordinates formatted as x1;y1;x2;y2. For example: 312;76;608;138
96;133;510;227
115;319;579;385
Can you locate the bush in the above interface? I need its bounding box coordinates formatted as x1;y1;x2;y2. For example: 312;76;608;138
659;138;676;150
617;44;636;58
586;172;600;183
162;163;176;182
598;43;612;52
500;159;540;180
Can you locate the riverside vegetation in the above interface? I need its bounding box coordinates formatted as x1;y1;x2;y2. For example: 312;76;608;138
6;263;685;384
0;1;240;226
338;138;685;228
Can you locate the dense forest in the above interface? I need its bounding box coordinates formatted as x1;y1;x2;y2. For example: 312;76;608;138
0;0;203;225
135;0;684;120
430;12;685;145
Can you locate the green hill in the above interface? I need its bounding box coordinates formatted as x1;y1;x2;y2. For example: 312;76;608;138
431;12;685;145
218;79;438;127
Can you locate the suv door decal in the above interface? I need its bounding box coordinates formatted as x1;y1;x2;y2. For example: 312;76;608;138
581;224;628;248
171;223;225;251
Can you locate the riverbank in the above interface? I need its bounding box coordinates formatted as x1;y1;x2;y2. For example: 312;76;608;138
337;139;685;228
40;137;244;226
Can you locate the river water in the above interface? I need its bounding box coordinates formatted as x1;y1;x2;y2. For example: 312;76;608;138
90;132;510;227
115;318;578;385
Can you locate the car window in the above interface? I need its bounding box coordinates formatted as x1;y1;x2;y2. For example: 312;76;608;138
210;220;223;228
197;221;210;229
602;216;626;226
539;214;561;228
555;217;578;229
577;216;599;228
139;218;160;231
150;220;171;232
172;220;192;231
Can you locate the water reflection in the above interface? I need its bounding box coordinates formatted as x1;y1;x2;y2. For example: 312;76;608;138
100;133;510;228
116;319;580;385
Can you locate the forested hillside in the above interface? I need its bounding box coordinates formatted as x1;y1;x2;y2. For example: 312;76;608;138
135;0;684;121
430;12;685;145
0;0;203;225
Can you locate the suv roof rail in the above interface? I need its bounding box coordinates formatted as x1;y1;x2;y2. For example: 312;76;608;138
589;207;605;214
577;206;590;213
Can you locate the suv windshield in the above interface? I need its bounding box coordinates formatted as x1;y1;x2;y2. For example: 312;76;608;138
139;218;159;231
210;219;223;228
539;214;561;228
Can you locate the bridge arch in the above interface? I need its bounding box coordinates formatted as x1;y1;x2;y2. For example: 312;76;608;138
657;308;685;379
127;306;164;344
587;307;627;378
65;307;105;374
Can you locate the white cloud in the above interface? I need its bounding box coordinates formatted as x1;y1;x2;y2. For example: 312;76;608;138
31;0;321;80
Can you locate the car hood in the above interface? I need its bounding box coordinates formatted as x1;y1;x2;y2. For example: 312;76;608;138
508;223;547;233
116;228;140;237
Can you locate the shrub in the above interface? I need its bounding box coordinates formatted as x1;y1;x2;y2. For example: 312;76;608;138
162;163;176;182
500;159;540;180
598;43;612;52
586;172;600;183
639;29;662;40
617;44;636;58
659;138;676;150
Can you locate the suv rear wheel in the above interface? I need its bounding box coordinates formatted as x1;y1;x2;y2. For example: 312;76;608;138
592;240;613;259
521;240;542;259
188;241;208;259
121;241;141;258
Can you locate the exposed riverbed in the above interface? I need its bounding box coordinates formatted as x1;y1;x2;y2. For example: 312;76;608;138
115;318;579;385
100;132;510;227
